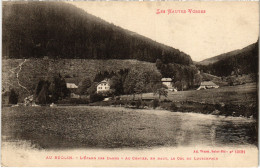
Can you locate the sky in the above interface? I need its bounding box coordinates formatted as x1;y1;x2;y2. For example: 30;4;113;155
67;1;259;62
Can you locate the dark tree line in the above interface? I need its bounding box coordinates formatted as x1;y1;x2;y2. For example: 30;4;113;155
3;2;192;65
196;41;259;77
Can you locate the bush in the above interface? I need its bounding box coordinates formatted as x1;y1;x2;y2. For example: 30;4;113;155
152;99;159;109
136;99;142;109
162;99;171;102
90;93;104;103
130;101;136;106
64;74;71;78
170;102;178;111
9;89;18;104
203;105;215;113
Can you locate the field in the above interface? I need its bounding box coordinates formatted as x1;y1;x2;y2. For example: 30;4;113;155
124;83;257;106
2;106;257;150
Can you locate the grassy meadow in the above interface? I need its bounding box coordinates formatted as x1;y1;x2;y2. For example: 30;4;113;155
123;83;257;106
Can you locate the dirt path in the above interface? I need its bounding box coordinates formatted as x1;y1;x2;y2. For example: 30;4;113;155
16;59;29;92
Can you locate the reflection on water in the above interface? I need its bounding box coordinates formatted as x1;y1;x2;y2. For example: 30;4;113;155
172;113;257;147
215;120;257;146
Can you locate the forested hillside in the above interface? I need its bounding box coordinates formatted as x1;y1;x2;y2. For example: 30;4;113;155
198;42;258;65
196;40;259;77
3;2;192;65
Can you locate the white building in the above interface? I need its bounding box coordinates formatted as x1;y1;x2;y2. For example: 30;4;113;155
161;78;173;88
66;83;79;98
97;79;111;93
197;81;219;90
66;83;78;89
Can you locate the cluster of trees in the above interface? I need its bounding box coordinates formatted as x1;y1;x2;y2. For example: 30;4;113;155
34;74;69;104
77;68;162;98
156;59;199;90
3;2;192;65
196;41;258;77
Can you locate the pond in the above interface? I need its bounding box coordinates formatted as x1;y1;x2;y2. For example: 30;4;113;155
2;106;257;149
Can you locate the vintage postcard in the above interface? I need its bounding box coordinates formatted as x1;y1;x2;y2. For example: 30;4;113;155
1;1;259;167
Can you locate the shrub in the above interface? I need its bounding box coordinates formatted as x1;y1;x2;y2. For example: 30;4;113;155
112;99;127;106
203;105;215;113
214;103;222;110
9;89;18;104
142;101;148;107
130;101;136;106
152;99;159;109
90;93;104;103
250;104;258;119
170;102;178;111
136;99;142;109
64;74;71;78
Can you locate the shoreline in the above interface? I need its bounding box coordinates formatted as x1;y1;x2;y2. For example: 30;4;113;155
3;103;257;121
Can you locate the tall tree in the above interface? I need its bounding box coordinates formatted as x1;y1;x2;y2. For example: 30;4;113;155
35;80;50;104
153;83;168;100
77;78;92;95
49;74;69;102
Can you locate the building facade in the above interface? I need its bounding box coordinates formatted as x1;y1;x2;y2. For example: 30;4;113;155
97;79;111;93
197;81;219;90
161;78;173;88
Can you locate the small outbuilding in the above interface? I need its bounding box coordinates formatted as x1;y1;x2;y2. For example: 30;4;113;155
197;81;219;90
66;82;79;98
161;78;173;88
66;83;78;89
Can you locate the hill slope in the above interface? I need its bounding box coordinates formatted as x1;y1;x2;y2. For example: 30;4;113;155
196;41;258;76
2;59;161;100
198;42;258;65
2;2;192;65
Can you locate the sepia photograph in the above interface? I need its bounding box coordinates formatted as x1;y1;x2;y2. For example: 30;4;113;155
1;1;259;167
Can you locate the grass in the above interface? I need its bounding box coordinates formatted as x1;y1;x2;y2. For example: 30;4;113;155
2;106;257;149
123;83;257;106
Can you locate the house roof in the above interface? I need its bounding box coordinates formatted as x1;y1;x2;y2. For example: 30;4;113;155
97;79;111;86
66;83;78;89
161;78;172;82
200;81;218;86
